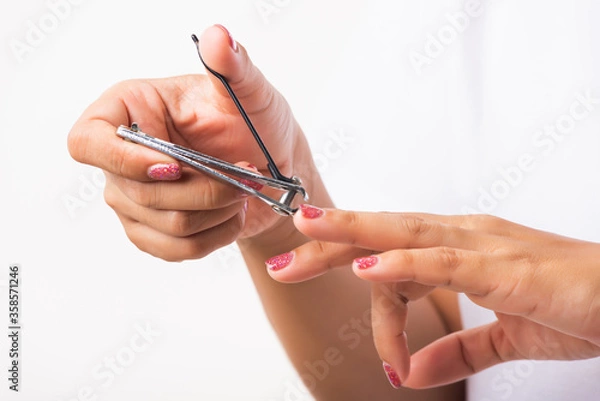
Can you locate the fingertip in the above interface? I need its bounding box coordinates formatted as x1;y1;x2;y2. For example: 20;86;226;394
265;252;295;274
213;24;239;52
292;204;326;235
265;242;336;283
147;162;182;181
299;204;325;219
352;255;380;281
199;24;243;80
382;361;403;389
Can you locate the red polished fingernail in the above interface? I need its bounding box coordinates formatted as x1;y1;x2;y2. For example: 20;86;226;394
214;24;238;52
299;204;324;219
265;252;293;271
240;164;264;191
240;179;264;191
382;362;402;389
147;163;181;180
354;256;378;270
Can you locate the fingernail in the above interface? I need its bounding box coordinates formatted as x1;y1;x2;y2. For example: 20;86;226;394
265;252;293;271
147;163;181;180
240;179;263;191
382;362;402;389
240;164;264;191
299;204;324;219
214;24;238;52
354;256;378;270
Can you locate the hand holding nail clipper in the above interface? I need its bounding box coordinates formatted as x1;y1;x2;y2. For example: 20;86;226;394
66;23;600;401
67;25;465;399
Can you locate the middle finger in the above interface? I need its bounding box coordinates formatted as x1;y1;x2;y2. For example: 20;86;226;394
105;179;245;237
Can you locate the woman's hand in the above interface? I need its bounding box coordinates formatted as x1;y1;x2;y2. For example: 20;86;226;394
267;205;600;388
68;25;315;261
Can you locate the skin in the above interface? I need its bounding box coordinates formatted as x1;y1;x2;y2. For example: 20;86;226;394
67;24;600;398
269;208;600;388
68;26;462;400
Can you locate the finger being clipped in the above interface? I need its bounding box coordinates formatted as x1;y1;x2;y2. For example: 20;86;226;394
293;206;483;252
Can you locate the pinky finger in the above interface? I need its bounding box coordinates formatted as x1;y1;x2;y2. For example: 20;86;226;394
117;211;245;262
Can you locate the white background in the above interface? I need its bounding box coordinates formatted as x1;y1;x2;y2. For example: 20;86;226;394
2;0;600;400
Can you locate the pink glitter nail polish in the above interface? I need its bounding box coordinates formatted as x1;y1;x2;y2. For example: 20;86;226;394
240;164;263;191
147;163;181;180
354;256;378;270
214;24;238;52
299;204;324;219
240;179;264;191
383;362;402;389
265;252;293;271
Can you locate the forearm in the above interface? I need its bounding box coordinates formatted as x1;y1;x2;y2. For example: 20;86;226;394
237;145;463;400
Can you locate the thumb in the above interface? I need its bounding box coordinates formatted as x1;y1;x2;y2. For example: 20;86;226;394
199;24;278;114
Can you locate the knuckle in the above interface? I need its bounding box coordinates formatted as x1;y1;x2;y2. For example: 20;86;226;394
179;238;214;261
391;251;418;282
467;214;504;231
389;282;411;304
121;227;174;261
112;141;137;179
67;125;87;162
186;216;242;260
165;211;198;237
124;182;158;208
399;216;432;244
338;211;361;244
111;78;144;94
313;241;337;270
203;180;221;209
340;210;360;228
103;184;120;210
396;250;414;268
192;178;228;210
437;247;461;270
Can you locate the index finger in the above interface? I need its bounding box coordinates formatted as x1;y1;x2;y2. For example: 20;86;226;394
292;205;481;252
68;81;181;181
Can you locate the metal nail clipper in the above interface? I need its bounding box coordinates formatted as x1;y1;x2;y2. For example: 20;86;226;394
116;34;308;216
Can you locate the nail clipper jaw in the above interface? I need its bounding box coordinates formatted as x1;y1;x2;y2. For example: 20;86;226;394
271;176;307;216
